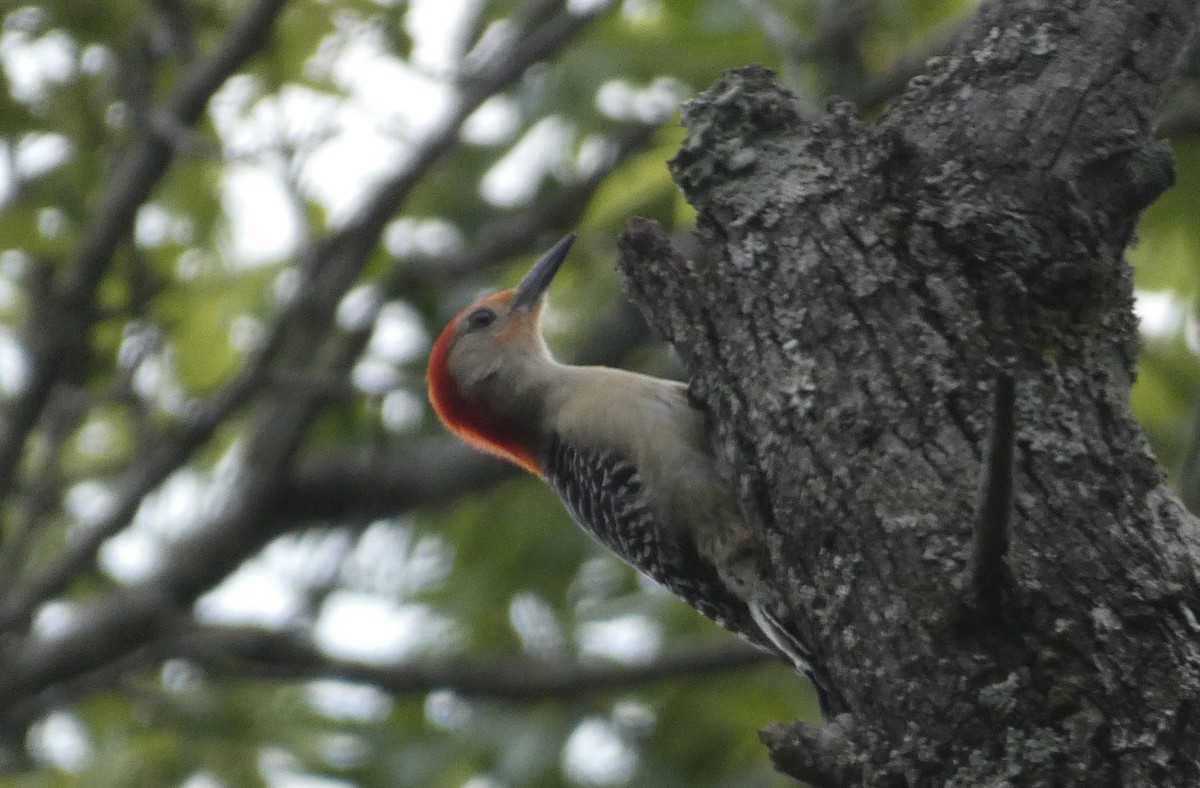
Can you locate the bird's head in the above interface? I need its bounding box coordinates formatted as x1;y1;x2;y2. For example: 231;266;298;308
426;234;575;475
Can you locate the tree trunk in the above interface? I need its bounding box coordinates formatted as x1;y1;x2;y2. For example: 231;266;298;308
617;1;1200;784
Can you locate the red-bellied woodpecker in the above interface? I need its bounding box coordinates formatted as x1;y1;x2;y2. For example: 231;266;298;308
427;235;840;712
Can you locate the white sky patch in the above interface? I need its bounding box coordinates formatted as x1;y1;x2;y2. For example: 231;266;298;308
302;107;409;223
328;24;457;141
196;532;353;628
569;0;617;13
509;591;566;658
306;680;394;722
98;529;162;583
562;717;637;787
412;217;463;255
222;164;302;265
135;203;194;249
462;95;521;146
351;358;399;393
132;469;212;540
320;732;370;771
27;711;92;773
462;777;504;788
382;389;424;432
96;470;221;584
406;0;482;74
339;520;453;596
367;301;429;363
383;216;464;258
73;416;120;458
218;81;339;157
136;203;174;248
161;658;205;693
79;43;114;76
0;133;75;204
195;565;304;628
181;2;477;252
481;116;574;207
180;772;227;788
229;313;266;354
313;591;460;662
575;134;618;180
211;80;351;236
337;284;383;332
1134;289;1186;338
0;27;76;104
32;600;80;640
65;480;115;528
595;77;683;123
18;132;73;176
209;74;264;138
577;614;662;664
259;747;357;788
131;343;188;415
424;689;474;731
620;0;664;25
0;248;31;276
0;330;31;395
37;206;63;238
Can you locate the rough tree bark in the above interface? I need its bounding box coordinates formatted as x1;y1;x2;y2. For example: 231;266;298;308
617;1;1200;785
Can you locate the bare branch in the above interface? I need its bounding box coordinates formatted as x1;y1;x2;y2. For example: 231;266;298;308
0;0;621;636
0;315;295;632
2;620;774;732
0;0;289;508
0;0;610;739
0;388;87;591
180;626;776;701
389;122;659;295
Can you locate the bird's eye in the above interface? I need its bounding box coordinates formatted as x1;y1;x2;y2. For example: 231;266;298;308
465;307;496;332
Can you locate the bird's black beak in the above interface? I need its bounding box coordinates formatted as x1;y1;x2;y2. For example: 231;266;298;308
511;234;575;311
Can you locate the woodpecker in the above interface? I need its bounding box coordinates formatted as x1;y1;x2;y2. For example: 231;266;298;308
427;235;841;713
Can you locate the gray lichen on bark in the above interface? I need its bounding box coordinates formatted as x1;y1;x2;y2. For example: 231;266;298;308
617;1;1200;784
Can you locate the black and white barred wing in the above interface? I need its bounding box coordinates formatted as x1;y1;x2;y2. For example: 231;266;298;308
543;433;755;638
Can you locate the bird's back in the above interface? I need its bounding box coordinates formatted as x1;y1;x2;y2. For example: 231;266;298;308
541;366;770;647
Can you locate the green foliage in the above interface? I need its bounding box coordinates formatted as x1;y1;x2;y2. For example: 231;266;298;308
1129;137;1200;477
1130;140;1200;294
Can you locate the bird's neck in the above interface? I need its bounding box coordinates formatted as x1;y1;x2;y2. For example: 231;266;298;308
451;354;571;477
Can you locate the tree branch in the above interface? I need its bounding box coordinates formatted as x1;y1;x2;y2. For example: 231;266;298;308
2;621;773;733
389;122;659;296
0;0;610;748
0;0;289;507
180;626;775;701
